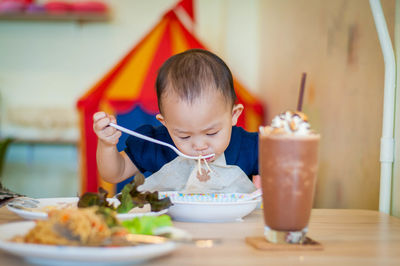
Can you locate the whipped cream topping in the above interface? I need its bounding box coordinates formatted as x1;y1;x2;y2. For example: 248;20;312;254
260;111;312;136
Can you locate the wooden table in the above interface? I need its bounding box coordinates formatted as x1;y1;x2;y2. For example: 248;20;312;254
1;207;400;265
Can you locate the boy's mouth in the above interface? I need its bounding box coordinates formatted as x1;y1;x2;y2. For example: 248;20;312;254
204;155;215;162
192;153;215;162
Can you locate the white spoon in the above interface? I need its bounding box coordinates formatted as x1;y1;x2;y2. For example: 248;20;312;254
109;123;215;160
239;188;262;202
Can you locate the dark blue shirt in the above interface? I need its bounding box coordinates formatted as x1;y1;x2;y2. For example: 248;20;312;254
124;125;259;180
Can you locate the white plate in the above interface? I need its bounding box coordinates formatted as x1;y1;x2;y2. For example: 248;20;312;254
0;221;176;266
159;192;260;223
7;197;168;221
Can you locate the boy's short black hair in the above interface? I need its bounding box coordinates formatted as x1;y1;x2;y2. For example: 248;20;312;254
156;49;237;113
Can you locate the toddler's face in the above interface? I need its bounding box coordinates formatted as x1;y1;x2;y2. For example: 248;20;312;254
156;90;243;162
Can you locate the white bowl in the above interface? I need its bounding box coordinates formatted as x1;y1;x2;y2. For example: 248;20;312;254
159;192;260;223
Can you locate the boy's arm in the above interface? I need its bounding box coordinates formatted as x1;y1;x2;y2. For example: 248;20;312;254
93;111;139;183
96;141;139;183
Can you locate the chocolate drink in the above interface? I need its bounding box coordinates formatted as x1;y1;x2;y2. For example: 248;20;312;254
259;134;319;231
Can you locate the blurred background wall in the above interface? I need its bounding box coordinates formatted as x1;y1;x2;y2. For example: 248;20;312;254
259;0;395;210
0;0;398;212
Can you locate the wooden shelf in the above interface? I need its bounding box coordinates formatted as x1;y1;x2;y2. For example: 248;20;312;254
0;12;110;23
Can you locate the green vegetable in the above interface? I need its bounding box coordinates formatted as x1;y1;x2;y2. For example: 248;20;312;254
77;174;173;214
116;174;173;213
96;206;119;228
122;215;173;235
116;183;134;213
77;187;114;209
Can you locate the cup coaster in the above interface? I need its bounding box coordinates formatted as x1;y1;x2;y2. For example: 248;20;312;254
245;236;323;251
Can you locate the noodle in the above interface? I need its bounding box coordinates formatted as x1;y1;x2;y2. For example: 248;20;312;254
202;157;212;173
197;155;213;176
197;155;203;175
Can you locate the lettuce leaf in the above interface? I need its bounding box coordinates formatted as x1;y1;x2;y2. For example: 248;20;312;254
121;215;173;235
116;183;134;213
77;187;114;209
78;173;172;214
116;174;172;213
96;206;119;228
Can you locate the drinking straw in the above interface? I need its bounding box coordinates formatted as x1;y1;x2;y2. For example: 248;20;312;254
297;73;307;111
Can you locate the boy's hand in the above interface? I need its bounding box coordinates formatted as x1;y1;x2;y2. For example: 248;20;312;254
93;111;122;145
253;175;262;189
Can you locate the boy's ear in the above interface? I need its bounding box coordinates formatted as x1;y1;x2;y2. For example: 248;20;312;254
156;114;166;126
231;104;244;126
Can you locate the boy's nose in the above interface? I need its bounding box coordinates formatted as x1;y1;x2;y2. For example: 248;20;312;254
192;140;208;151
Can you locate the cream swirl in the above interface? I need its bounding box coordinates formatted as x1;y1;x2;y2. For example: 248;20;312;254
260;111;312;136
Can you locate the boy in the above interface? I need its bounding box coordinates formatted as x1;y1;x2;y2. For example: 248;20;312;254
93;49;259;185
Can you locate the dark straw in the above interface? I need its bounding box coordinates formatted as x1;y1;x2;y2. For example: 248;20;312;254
297;73;307;111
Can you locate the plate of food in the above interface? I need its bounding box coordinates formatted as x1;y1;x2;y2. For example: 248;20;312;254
158;191;261;223
0;207;177;265
7;197;168;221
7;175;172;221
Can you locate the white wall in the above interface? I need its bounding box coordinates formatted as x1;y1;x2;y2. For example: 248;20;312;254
258;0;395;211
196;0;260;91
